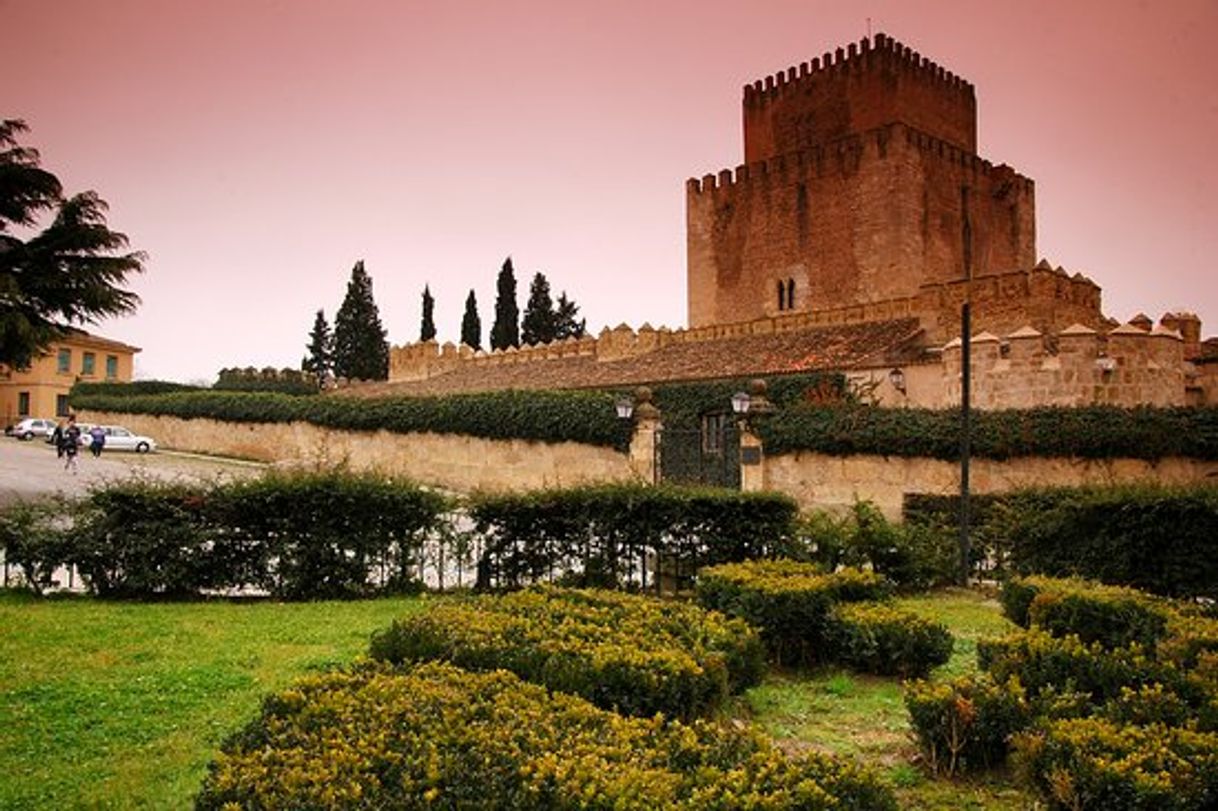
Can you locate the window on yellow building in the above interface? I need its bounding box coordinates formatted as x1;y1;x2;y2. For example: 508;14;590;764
57;348;71;373
56;394;69;416
105;355;118;379
18;392;30;416
82;352;95;376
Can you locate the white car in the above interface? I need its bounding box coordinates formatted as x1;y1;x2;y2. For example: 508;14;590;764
90;425;157;453
8;417;57;440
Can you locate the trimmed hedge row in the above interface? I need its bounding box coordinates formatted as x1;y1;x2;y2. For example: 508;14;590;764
70;379;202;398
469;484;799;591
369;586;764;720
1000;575;1172;650
906;485;1218;598
196;662;898;810
695;559;952;676
71;387;634;450
759;404;1218;461
3;473;449;599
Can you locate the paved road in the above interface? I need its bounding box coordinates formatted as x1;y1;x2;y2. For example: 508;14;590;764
0;437;266;505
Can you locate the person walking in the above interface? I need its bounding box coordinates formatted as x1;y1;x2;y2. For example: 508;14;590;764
62;419;82;474
50;419;66;459
88;424;106;458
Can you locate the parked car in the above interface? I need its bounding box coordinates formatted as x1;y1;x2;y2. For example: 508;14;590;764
94;425;157;453
8;417;57;441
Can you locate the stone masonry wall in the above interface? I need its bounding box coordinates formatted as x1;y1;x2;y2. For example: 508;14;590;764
78;411;639;493
743;33;977;162
686;123;1036;328
765;451;1218;520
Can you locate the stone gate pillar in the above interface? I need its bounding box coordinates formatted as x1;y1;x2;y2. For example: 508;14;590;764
627;386;661;484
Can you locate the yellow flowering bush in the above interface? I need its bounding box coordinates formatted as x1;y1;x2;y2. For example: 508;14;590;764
904;675;1032;776
196;662;898;810
999;575;1172;649
369;586;765;720
826;601;953;678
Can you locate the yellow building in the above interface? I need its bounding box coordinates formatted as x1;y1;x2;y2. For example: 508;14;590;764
0;330;140;427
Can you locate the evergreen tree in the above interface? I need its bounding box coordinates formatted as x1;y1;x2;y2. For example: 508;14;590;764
420;285;437;342
554;291;587;340
489;256;519;350
0;119;144;368
521;272;558;345
460;289;482;350
332;260;389;380
301;308;333;386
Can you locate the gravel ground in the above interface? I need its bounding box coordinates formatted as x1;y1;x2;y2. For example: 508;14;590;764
0;436;266;506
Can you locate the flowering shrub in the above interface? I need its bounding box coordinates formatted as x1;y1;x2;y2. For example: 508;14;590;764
196;662;898;810
826;601;953;678
904;675;1032;776
695;560;890;666
1013;718;1218;810
369;586;765;720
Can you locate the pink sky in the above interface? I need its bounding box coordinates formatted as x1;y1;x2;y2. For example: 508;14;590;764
4;0;1216;382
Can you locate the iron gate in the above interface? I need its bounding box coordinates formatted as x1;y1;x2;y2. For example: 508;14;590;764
656;417;741;489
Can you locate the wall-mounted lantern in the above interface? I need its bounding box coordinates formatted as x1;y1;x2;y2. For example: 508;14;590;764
615;396;635;420
888;367;907;394
730;390;751;415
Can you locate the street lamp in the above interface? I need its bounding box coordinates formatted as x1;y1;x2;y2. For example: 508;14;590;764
615;396;634;420
730;391;750;415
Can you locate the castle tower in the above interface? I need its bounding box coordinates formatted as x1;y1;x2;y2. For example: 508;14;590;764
687;33;1037;328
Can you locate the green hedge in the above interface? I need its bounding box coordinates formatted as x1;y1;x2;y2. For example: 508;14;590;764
369;586;764;720
1013;718;1218;811
646;372;847;429
70;379;202;398
694;559;893;667
826;601;953;678
1000;575;1173;650
797;501;960;590
197;662;898;810
7;472;450;600
908;485;1218;597
214;367;318;395
70;388;633;450
469;483;799;591
904;674;1032;776
760;404;1218;460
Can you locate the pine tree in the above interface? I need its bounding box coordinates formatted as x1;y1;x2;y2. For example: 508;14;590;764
554;291;587;340
490;256;519;350
301;309;333;386
0;119;144;367
420;285;437;342
332;260;389;380
521;272;558;345
460;289;482;350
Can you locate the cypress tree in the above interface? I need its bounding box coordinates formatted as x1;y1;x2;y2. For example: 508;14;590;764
460;289;482;350
555;291;587;340
301;308;333;386
490;256;519;350
332;260;389;380
420;285;437;342
521;272;558;345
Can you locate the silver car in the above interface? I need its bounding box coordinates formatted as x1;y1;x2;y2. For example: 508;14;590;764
90;425;157;453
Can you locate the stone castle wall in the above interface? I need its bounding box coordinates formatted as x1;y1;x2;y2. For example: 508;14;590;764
743;33;977;162
686;123;1037;328
78;411;640;493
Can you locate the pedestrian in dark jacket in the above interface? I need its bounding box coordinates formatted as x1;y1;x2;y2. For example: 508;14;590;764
88;425;106;458
62;420;81;474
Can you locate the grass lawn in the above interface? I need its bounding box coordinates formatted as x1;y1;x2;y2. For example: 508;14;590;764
2;586;1030;809
0;591;424;809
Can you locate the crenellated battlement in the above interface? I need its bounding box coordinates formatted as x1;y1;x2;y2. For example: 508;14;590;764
742;33;973;110
687;122;1031;198
937;318;1192;408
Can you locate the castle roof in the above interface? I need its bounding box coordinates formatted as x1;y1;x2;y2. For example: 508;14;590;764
345;318;925;399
